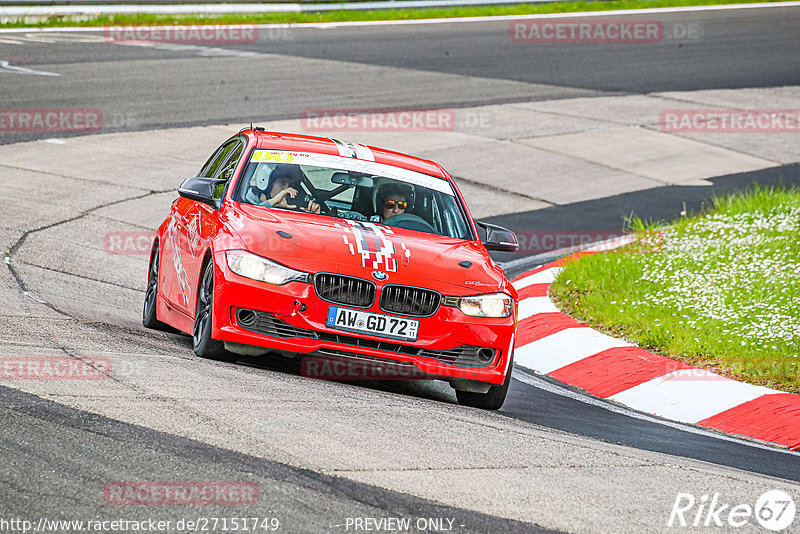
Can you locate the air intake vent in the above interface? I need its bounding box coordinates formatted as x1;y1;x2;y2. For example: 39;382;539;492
418;346;496;368
236;309;494;368
236;308;309;338
380;285;441;317
314;273;375;308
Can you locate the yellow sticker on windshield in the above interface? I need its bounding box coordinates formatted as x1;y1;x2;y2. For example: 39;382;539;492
251;150;294;163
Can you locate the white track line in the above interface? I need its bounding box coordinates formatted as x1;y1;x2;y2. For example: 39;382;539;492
1;2;799;32
1;0;559;17
299;1;800;28
0;59;60;76
512;368;800;456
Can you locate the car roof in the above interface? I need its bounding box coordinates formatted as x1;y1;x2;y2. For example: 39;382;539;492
248;130;450;180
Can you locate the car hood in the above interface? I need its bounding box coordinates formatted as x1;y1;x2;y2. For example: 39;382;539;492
226;204;510;295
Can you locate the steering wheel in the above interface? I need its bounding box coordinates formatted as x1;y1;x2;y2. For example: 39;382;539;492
382;213;436;233
299;193;334;215
297;176;333;215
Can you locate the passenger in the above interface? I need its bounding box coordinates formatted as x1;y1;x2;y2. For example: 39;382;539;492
377;184;410;222
252;164;320;214
245;164;272;205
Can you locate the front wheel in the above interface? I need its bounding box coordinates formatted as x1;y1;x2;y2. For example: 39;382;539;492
456;360;513;410
193;260;235;361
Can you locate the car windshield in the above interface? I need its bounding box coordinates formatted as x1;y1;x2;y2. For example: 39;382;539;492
233;149;473;240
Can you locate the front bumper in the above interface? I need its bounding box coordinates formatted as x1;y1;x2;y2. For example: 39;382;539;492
211;252;516;385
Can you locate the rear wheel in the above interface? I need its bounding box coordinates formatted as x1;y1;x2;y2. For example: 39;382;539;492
193;260;235;361
456;359;513;410
142;242;171;331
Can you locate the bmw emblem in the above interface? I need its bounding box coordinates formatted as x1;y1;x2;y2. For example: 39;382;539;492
372;270;388;281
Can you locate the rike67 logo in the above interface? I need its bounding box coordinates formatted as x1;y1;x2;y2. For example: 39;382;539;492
668;490;795;531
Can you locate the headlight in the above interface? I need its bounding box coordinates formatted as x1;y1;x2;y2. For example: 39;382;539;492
443;293;513;318
226;250;308;285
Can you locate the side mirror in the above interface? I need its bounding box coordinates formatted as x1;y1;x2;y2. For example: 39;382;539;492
178;177;226;210
476;221;519;252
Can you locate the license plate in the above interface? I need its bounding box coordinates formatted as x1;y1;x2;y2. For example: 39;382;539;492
326;306;419;341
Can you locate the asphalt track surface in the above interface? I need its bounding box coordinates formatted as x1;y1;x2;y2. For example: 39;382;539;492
2;5;800;532
0;385;541;533
2;5;800;143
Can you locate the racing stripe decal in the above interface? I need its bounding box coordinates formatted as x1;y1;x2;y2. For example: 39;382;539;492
341;221;407;272
353;222;373;257
331;138;352;158
356;222;382;259
354;143;375;161
329;138;375;161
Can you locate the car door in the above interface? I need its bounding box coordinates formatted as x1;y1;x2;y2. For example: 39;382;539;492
161;138;239;314
161;197;193;313
180;137;246;317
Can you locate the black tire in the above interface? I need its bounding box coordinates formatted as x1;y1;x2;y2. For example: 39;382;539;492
193;260;235;361
456;359;513;410
142;242;172;332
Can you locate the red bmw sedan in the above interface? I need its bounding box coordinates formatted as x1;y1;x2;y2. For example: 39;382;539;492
143;129;519;409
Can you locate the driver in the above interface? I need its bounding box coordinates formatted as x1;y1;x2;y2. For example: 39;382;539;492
377;184;410;222
253;164;320;214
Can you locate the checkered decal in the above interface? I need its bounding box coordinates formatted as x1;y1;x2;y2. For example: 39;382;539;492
338;221;410;272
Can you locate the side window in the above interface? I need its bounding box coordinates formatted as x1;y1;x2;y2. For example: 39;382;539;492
200;140;238;179
216;142;244;183
198;138;245;200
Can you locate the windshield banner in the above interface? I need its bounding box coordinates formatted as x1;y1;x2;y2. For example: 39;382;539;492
249;149;454;195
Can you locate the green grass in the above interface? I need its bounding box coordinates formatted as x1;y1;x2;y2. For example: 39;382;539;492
550;185;800;394
1;0;791;28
